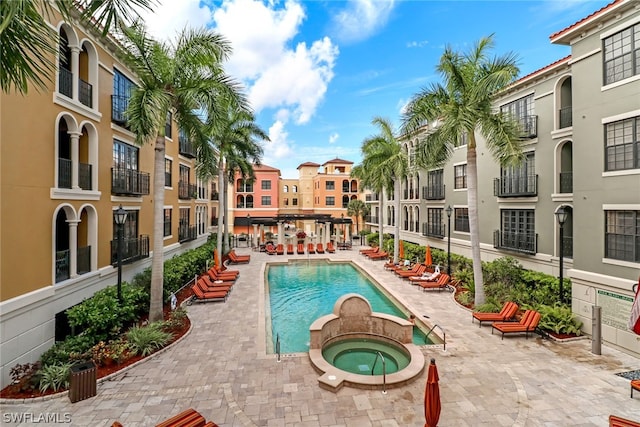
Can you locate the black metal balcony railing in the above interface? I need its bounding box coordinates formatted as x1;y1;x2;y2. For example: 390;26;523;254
77;245;91;275
413;221;419;232
211;192;219;201
179;225;197;243
56;249;70;283
365;194;380;202
559;171;573;193
178;181;197;199
422;184;445;200
559;106;572;129
342;185;350;193
58;67;72;98
164;220;171;237
562;235;573;258
403;220;409;230
79;162;92;190
519;115;538;139
493;175;538;197
59;158;72;189
179;139;196;158
493;230;537;254
365;215;379;224
110;235;150;265
422;222;445;238
111;95;129;126
111;168;150;196
165;172;172;188
78;78;92;108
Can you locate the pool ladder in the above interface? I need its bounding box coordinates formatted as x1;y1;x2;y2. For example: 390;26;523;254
425;323;446;351
275;333;281;362
371;351;387;394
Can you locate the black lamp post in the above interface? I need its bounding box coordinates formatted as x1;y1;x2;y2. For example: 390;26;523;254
446;205;452;276
247;213;251;247
555;207;568;304
114;205;128;303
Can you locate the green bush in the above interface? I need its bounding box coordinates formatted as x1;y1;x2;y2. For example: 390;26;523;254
126;323;173;357
38;363;71;392
9;362;41;393
536;304;582;335
40;334;95;367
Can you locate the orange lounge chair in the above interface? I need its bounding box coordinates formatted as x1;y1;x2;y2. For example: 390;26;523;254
395;264;425;278
228;250;250;264
190;283;228;303
207;267;237;282
631;379;640;398
286;243;294;255
297;243;305;254
367;250;389;260
197;278;232;294
609;415;640;427
307;243;316;254
417;274;452;292
472;302;519;327
360;247;379;256
326;242;336;253
276;244;284;255
316;243;325;254
491;310;541;340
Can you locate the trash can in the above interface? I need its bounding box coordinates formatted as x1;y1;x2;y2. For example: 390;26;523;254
69;361;96;403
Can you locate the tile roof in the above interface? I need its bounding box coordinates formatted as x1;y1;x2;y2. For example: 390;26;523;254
297;162;321;169
322;158;353;165
549;0;623;42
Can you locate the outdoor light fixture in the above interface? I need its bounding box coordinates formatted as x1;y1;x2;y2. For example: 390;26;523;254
114;205;128;303
446;205;453;276
555;207;567;304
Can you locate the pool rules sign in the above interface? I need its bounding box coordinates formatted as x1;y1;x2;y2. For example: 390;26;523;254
597;290;633;330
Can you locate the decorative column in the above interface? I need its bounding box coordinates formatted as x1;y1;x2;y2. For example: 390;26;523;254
325;222;331;245
277;221;284;245
252;224;258;246
70;46;80;101
69;130;81;189
67;219;80;278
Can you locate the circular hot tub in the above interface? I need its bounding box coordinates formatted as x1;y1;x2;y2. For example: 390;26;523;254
322;337;410;375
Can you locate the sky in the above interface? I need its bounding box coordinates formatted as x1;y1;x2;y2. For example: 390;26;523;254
139;0;611;178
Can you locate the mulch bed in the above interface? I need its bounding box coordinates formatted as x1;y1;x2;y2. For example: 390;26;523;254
0;286;194;400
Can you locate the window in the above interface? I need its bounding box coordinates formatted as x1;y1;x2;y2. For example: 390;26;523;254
179;165;191;199
113;210;138;241
496;152;537;196
292;185;298;193
454;208;469;232
605;116;639;171
326;196;335;206
454;132;468;148
605;210;640;262
113;140;139;171
165;112;172;139
178;208;193;242
424;208;444;237
603;23;640;85
292;198;298;206
164;159;172;187
326;181;335;190
496;209;536;254
284;198;288;206
112;70;135;125
163;209;172;237
261;180;271;190
425;169;444;199
454;164;467;189
261;196;271;206
500;94;536;138
283;185;289;193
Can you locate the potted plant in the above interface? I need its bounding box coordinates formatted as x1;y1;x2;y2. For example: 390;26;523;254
296;231;306;244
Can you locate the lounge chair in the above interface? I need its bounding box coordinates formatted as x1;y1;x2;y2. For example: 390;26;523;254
367;250;389;260
316;243;325;254
228;250;250;264
326;242;336;253
472;301;519;327
609;415;640;427
297;243;305;254
632;379;640;398
276;243;284;255
360;247;379;256
197;277;233;294
190;283;228;303
491;309;541;340
155;408;219;427
307;243;316;254
286;243;294;255
395;264;425;278
206;267;237;282
416;274;452;292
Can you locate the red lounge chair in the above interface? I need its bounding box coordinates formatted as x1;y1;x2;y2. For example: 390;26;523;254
276;244;284;255
297;243;305;254
609;415;640;427
491;310;541;340
408;269;442;285
360;247;379;256
265;243;277;255
155;408;206;427
228;250;250;264
316;243;325;254
367;250;389;260
417;274;451;292
631;379;640;398
326;242;336;253
395;264;425;278
190;283;228;303
307;243;316;254
286;244;294;255
207;267;237;282
472;302;519;327
200;276;233;292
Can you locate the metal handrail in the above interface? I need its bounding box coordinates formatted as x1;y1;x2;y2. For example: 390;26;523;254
275;333;281;362
371;351;387;394
425;323;446;351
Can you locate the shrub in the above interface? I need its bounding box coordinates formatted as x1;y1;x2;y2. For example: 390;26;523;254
38;363;71;392
126;323;173;357
536;304;583;336
163;307;188;332
9;362;41;393
40;334;95;367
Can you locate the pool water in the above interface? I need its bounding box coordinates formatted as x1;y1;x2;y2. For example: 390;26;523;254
266;260;431;353
322;338;410;375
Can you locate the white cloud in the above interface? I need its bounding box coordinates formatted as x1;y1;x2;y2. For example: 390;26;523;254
329;133;339;144
263;120;295;165
407;40;429;48
137;0;213;41
330;0;396;44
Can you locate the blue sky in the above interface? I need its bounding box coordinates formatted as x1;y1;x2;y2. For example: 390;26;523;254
141;0;610;178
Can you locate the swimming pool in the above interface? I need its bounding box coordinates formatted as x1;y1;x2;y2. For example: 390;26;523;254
266;260;431;353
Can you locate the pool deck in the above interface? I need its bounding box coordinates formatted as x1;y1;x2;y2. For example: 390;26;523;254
1;247;639;426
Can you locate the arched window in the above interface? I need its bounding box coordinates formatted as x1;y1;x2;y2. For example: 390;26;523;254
283;185;289;193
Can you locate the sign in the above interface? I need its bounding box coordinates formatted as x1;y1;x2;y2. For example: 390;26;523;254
597;290;633;330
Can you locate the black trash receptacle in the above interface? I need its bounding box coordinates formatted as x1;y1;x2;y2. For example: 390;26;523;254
69;361;96;403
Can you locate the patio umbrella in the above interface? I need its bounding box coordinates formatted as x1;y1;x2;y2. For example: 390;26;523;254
424;358;441;427
629;276;640;335
213;249;220;269
399;240;405;260
425;245;433;267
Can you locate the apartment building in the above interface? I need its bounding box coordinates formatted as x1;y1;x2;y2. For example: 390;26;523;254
0;12;216;386
366;0;640;356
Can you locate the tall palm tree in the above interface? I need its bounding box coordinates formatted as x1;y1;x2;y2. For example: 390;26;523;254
357;117;409;263
119;22;245;322
351;164;385;250
402;36;523;306
1;0;154;94
346;199;369;236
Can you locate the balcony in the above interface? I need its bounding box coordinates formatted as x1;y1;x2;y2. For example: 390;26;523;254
365;194;380;202
559;106;572;129
179;225;197;243
178;181;197;199
493;230;537;254
77;245;91;275
59;158;72;189
78;78;92;108
493;175;537;197
111;235;150;265
365;215;379;224
562;235;573;258
518;115;537;139
111;95;129;126
211;192;219;201
79;162;92;190
111;168;150;196
58;67;72;98
55;249;70;283
422;222;445;238
179;137;196;158
403;189;409;199
422;184;445;200
559;172;573;193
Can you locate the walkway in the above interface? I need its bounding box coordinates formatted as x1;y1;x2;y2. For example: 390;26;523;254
1;247;638;426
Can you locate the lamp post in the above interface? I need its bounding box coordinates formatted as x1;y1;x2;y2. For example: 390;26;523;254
247;213;251;248
555;207;568;304
446;205;452;276
114;205;128;304
341;213;345;246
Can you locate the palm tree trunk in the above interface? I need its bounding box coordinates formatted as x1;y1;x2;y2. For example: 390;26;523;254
393;178;400;263
223;175;230;253
378;195;384;249
216;159;225;260
149;135;166;322
467;145;485;305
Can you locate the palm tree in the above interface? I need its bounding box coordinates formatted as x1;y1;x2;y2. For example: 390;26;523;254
346;199;369;236
119;22;245;322
357;117;409;263
1;0;154;94
402;36;523;306
351;164;385;250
